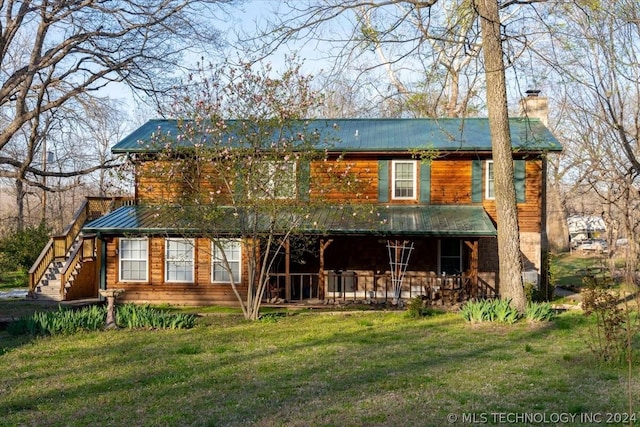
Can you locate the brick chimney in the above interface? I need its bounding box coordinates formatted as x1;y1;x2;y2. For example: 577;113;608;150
519;89;548;127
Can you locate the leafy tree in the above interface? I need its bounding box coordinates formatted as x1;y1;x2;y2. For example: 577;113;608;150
0;222;50;272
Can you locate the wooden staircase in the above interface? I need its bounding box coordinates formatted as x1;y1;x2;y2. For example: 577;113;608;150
28;197;133;301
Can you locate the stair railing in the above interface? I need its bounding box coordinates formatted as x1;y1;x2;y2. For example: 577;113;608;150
28;196;133;297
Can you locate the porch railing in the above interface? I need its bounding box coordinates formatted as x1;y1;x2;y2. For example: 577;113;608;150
266;270;496;304
28;196;134;296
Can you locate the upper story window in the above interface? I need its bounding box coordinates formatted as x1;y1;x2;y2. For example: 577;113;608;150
165;238;194;283
485;160;495;200
119;238;148;282
249;161;297;199
212;239;242;284
392;160;417;200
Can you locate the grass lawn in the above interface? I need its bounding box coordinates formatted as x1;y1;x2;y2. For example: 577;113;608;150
0;270;28;291
0;310;638;426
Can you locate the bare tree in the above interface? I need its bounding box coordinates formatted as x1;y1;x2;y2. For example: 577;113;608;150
536;1;640;283
240;0;557;310
0;0;233;229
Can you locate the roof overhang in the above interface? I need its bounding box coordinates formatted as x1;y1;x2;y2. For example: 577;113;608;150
84;205;497;238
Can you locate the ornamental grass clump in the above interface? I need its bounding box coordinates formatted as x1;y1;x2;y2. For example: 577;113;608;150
493;299;520;324
8;303;196;336
115;303;196;329
525;301;555;322
7;305;106;336
460;299;496;322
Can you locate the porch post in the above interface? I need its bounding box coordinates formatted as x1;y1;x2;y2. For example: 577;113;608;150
319;239;333;300
285;237;291;301
465;240;479;298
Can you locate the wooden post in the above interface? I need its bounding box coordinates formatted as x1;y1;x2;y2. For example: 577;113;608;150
318;239;333;300
285;237;291;301
465;240;479;298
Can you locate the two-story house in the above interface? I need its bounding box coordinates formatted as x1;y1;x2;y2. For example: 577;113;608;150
28;94;561;305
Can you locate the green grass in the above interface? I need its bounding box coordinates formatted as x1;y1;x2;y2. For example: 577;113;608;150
552;252;610;288
0;310;638;426
0;269;28;291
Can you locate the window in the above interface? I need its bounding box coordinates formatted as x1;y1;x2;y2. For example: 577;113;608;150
250;161;296;199
165;238;194;283
212;239;242;283
119;238;148;282
439;239;462;275
392;160;417;200
485;160;495;200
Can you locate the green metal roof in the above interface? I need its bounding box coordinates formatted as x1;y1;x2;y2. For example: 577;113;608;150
112;118;562;154
84;205;497;237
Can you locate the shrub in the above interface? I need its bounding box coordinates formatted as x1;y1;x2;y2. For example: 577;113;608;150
0;222;51;272
405;296;442;319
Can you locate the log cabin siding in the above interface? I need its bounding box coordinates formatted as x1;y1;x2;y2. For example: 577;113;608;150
309;159;379;202
105;237;248;305
481;160;543;233
135;158;543;235
430;160;473;204
136;161;233;204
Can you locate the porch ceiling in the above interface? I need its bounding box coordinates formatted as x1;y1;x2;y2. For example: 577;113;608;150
84;204;496;238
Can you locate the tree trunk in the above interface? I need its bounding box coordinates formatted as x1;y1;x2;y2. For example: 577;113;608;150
475;0;526;311
15;179;25;232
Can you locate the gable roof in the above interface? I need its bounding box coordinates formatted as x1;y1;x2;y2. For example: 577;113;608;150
112;118;562;154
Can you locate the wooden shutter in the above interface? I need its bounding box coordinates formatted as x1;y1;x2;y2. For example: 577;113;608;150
471;159;483;202
420;162;431;203
378;160;389;202
514;160;526;203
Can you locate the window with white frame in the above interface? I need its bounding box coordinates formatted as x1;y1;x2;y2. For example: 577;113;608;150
485;160;495;200
119;238;148;282
250;161;296;199
392;160;417;200
165;238;194;283
439;239;462;275
212;239;241;283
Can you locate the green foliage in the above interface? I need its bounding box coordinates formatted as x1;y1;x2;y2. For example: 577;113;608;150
460;299;496;322
258;312;287;323
0;270;28;290
493;299;520;324
461;299;552;324
7;305;106;336
525;302;555;322
115;303;197;330
7;303;196;336
405;296;442;319
0;222;51;272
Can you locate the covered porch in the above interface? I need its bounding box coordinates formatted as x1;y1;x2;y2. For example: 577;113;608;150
266;204;499;305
